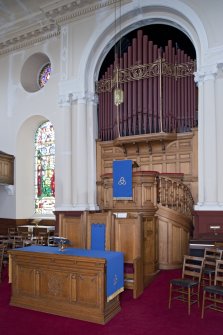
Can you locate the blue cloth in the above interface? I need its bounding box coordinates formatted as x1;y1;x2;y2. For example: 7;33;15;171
14;246;124;301
91;223;106;250
113;160;132;199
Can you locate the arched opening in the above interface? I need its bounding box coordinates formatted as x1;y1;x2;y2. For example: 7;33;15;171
16;116;55;219
96;24;197;141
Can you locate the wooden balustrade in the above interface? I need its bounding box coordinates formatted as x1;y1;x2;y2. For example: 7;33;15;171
97;171;194;218
157;176;194;218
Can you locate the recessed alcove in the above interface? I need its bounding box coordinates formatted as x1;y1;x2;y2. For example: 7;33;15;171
20;53;51;92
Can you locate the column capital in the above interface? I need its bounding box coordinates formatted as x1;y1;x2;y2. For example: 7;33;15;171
194;64;218;83
58;94;72;107
58;76;98;105
58;79;77;106
72;91;98;104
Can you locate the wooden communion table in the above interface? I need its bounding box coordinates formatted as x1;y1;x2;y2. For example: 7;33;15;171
9;246;124;324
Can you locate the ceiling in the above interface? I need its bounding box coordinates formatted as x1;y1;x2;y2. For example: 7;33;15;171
0;0;58;37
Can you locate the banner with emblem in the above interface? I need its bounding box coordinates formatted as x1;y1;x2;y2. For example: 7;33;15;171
113;160;132;200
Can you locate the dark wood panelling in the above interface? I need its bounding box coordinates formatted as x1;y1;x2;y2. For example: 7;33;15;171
0;218;16;235
193;211;223;240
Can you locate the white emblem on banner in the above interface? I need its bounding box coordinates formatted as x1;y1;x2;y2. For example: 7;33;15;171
118;177;126;186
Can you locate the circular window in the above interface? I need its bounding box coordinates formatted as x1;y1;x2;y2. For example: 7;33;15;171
21;53;52;93
39;63;51;88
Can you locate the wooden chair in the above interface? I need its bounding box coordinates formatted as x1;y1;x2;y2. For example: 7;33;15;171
202;247;223;286
114;213;144;299
33;227;47;237
12;235;24;248
21;231;33;246
33;227;49;245
2;240;9;267
8;227;18;238
17;226;29;234
202;259;223;318
169;255;204;315
214;242;223;248
36;232;49;245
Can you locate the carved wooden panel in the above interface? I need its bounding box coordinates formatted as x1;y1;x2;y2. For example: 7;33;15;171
76;272;100;305
114;213;144;298
156;205;191;269
99;172;158;211
143;216;159;285
16;266;36;296
114;214;143;263
59;214;86;248
39;270;71;301
96;129;198;203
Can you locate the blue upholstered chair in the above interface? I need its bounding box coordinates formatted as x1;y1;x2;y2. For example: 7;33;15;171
169;255;204;315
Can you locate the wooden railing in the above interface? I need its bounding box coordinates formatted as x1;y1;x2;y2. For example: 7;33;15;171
157;176;194;217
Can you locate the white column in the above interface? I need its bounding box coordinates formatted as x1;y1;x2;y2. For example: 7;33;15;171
55;24;73;210
195;75;205;207
86;92;99;210
194;67;221;210
71;96;88;209
55;96;72;210
216;65;223;205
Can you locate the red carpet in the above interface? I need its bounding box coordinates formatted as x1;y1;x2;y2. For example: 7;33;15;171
0;268;222;335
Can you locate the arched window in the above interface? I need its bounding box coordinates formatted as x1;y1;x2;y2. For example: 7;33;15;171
34;121;55;215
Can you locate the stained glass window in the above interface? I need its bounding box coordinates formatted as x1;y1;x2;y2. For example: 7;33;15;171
39;63;51;88
34;121;55;215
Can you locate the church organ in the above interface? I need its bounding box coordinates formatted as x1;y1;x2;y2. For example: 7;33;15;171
96;30;197;141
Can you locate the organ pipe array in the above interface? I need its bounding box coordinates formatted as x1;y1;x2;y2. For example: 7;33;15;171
96;30;197;141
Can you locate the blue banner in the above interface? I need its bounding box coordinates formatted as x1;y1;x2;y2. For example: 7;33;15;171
113;160;132;199
91;223;106;250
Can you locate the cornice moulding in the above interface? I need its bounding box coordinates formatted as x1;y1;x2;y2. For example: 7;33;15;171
0;25;60;56
0;0;118;56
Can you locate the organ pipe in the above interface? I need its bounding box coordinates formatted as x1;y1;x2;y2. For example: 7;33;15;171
96;29;197;141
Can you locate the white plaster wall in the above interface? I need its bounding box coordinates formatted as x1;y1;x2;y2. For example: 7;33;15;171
16;116;48;219
181;0;223;48
0;36;62;218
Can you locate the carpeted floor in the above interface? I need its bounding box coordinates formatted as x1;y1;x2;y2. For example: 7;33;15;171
0;267;222;335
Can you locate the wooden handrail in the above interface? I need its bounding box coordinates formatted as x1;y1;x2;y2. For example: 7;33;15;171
157;176;194;217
